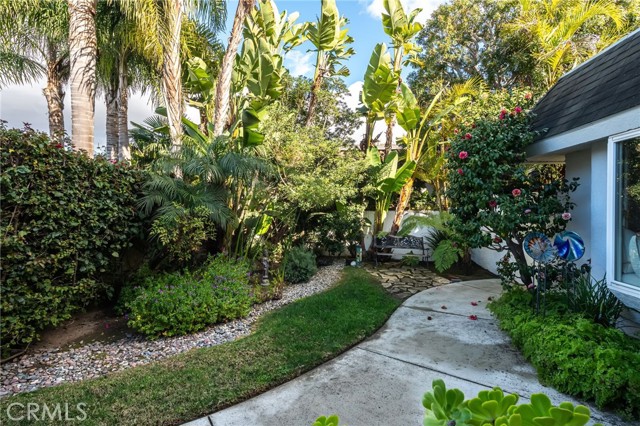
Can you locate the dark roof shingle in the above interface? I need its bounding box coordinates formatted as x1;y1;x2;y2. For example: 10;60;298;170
532;30;640;140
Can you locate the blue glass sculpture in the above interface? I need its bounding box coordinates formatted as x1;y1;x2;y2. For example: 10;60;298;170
523;232;556;263
553;231;585;261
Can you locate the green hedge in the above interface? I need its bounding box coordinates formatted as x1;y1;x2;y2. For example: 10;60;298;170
0;125;144;354
489;290;640;420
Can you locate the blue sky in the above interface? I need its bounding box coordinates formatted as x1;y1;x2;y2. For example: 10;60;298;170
0;0;447;149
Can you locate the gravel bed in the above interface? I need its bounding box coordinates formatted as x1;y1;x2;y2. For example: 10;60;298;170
0;263;344;398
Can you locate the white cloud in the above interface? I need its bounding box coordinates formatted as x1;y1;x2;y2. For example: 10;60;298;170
360;0;447;24
284;50;314;77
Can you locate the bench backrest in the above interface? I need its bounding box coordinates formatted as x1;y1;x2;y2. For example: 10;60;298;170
374;235;424;250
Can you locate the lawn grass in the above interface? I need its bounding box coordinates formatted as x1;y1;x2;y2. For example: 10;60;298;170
0;267;400;425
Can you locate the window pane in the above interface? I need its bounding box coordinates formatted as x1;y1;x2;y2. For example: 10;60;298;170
616;137;640;286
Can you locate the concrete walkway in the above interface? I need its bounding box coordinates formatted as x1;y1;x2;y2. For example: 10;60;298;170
184;279;631;426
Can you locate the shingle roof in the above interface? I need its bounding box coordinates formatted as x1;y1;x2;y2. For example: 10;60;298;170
532;29;640;140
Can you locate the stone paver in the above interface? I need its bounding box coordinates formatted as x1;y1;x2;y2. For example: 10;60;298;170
364;262;451;299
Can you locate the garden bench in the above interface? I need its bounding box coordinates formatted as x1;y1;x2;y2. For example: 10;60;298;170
372;235;431;266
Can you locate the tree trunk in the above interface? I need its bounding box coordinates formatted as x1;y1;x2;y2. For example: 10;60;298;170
304;52;324;127
42;66;65;141
506;238;533;286
390;177;414;235
162;0;184;150
118;56;130;161
105;80;119;160
383;118;394;157
67;0;97;156
213;0;254;137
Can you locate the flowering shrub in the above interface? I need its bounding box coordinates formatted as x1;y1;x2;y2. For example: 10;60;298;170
0;124;143;354
125;256;253;338
446;95;578;286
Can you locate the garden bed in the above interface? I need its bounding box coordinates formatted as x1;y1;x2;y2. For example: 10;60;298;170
489;289;640;421
0;267;399;425
1;264;344;397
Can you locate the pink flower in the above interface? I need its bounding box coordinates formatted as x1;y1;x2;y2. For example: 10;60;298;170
453;128;459;134
488;200;497;208
499;108;508;120
493;237;502;243
524;208;532;214
464;133;472;140
524;92;532;100
471;301;478;306
457;168;464;175
458;151;468;159
512;188;522;197
562;212;572;220
469;315;478;320
514;106;523;114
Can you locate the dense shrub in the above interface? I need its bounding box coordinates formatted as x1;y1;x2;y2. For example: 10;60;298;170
311;204;365;256
125;256;252;338
283;246;317;284
0;124;143;354
489;289;640;420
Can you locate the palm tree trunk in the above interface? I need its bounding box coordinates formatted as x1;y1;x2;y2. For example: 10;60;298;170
105;80;119;160
67;0;97;156
118;55;130;161
304;52;324;127
390;177;414;235
213;0;255;137
161;0;184;150
43;59;66;141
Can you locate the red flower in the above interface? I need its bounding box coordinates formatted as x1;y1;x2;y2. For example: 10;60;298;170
457;168;464;175
493;237;502;243
512;188;522;197
453;128;459;134
514;106;523;114
471;123;476;129
470;301;478;306
54;143;63;149
499;108;508;120
469;315;478;320
464;133;472;140
488;200;497;208
524;92;532;100
458;151;468;159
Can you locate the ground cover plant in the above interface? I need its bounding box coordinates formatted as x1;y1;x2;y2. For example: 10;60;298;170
0;268;399;426
489;289;640;420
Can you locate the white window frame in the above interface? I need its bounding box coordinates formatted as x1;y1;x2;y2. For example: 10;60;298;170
607;128;640;301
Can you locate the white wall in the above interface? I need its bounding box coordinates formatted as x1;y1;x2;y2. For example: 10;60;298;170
590;141;608;280
470;248;503;275
564;148;592;269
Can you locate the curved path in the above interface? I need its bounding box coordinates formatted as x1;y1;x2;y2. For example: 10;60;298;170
185;279;632;426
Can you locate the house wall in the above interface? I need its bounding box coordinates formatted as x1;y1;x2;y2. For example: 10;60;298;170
589;142;609;279
564;149;592;269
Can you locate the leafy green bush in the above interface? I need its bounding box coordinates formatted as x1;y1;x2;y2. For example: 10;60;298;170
490;290;640;420
125;256;253;338
284;246;318;284
0;124;143;354
311;203;365;256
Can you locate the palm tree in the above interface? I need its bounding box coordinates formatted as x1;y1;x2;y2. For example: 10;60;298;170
118;0;226;147
0;0;69;140
67;0;98;155
213;0;255;137
303;0;354;127
507;0;625;88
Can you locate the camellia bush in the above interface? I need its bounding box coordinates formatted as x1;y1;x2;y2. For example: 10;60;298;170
0;124;144;355
446;95;578;286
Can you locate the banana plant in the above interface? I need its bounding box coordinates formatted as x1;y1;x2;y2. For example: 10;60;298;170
230;0;305;148
359;43;398;150
367;148;416;235
389;78;482;234
304;0;354;127
381;0;423;155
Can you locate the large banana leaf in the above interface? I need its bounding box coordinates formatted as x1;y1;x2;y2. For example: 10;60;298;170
395;82;420;132
361;43;397;115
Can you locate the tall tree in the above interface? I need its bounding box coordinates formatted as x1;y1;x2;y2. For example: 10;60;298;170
507;0;626;88
213;0;255;137
303;0;354;127
0;0;69;140
67;0;98;155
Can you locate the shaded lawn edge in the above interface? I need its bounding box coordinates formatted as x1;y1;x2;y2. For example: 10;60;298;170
0;267;401;426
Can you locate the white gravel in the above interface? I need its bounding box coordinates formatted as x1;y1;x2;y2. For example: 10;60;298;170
0;263;344;397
